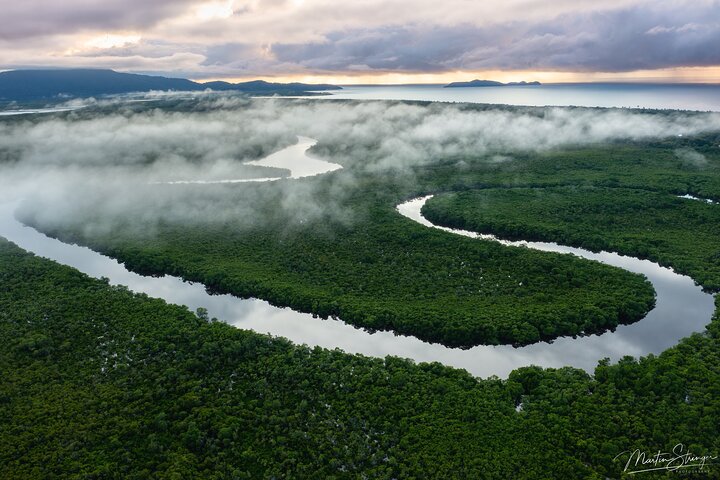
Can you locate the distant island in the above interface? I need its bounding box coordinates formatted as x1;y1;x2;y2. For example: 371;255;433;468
0;69;342;101
444;79;541;88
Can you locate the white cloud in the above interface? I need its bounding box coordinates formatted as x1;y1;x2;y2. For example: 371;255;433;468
0;1;718;77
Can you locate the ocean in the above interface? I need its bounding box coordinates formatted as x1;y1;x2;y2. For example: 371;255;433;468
312;83;720;112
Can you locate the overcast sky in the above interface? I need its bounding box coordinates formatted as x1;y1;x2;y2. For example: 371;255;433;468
1;0;719;83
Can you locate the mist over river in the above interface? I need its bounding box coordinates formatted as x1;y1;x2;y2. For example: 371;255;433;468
0;138;714;378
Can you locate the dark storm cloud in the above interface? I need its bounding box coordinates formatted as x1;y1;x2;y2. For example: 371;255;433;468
272;25;502;72
0;0;718;77
271;2;720;73
0;1;198;40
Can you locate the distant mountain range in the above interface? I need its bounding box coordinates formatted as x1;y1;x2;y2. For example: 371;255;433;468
0;69;342;101
444;79;541;88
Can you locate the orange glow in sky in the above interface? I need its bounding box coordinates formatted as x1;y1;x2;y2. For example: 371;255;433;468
196;67;720;85
3;1;719;85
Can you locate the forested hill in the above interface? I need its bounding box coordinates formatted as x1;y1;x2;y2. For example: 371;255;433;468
0;69;341;101
444;79;541;88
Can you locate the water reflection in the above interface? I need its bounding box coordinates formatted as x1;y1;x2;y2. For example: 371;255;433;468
0;195;714;379
396;196;715;375
245;136;343;178
678;194;718;205
155;136;343;184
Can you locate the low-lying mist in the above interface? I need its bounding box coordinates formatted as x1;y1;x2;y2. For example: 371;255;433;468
2;95;720;238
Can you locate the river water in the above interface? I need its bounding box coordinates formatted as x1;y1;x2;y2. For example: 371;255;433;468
158;136;343;184
0;138;715;378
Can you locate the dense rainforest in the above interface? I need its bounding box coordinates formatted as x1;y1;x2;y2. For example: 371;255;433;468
15;102;704;348
20;186;655;348
0;238;718;478
423;186;720;291
2;99;720;477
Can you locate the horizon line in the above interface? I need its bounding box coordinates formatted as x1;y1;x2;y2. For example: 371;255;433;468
3;66;720;86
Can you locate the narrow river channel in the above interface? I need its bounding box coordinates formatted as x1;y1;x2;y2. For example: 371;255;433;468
0;137;714;378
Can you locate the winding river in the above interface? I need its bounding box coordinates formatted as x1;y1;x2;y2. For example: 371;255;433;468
0;137;715;378
158;136;343;184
